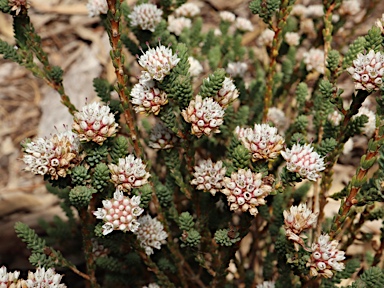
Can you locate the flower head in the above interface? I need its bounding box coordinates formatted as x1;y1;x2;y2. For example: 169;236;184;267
93;190;144;235
257;29;275;47
191;159;226;196
129;3;163;32
226;61;248;78
25;267;67;288
327;110;343;126
138;44;180;82
284;203;318;244
213;77;239;109
86;0;107;17
285;32;300;46
308;234;345;278
235;17;254;32
281;143;325;181
148;122;177;149
347;50;384;91
267;107;288;133
181;96;224;138
167;15;192;36
134;215;168;255
219;11;236;23
188;56;203;77
174;3;200;18
131;76;168;115
73;102;118;144
9;0;30;15
256;281;275;288
22;131;79;180
221;169;273;216
0;266;20;287
235;124;285;161
143;284;160;288
109;155;150;192
303;48;325;74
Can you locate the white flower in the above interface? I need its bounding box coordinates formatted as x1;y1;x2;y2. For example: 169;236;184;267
25;267;67;288
284;203;318;241
93;190;144;235
281;143;325;181
256;281;275;288
352;107;376;137
291;4;307;17
214;77;239;109
235;17;253;32
167;15;192;36
267;107;288;132
174;2;200;18
257;29;275;47
284;32;300;46
109;155;151;192
129;3;163;32
305;5;324;18
138;44;180;82
0;266;20;287
188;56;203;77
327;110;343;126
339;0;361;16
86;0;107;17
181;96;225;138
375;13;384;34
191;159;226;196
342;138;354;155
308;234;345;278
73;102;118;144
134;215;168;255
235;124;285;161
222;169;273;216
346;50;384;91
22;131;79;180
9;0;30;15
131;79;168;115
219;11;236;23
303;48;325;74
226;61;248;78
148;122;177;149
143;284;160;288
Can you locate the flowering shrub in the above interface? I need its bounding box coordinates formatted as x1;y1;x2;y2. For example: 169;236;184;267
1;0;384;287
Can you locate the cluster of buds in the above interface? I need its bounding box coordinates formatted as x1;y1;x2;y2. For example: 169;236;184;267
128;3;163;32
308;234;346;278
181;95;224;138
347;50;384;91
131;73;168;115
148;122;177;149
191;159;226;196
93;189;144;235
303;48;325;74
221;169;273;216
109;155;150;192
134;215;168;255
86;0;107;17
22;131;79;180
281;143;325;181
235;124;285;161
284;204;318;249
213;77;239;109
73;102;118;144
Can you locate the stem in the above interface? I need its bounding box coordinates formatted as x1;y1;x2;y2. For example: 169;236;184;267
322;1;336;80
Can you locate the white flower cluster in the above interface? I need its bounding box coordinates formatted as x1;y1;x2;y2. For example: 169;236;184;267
129;3;163;32
218;11;253;32
138;45;180;82
212;77;239;109
267;107;288;133
86;0;108;17
131;72;168;115
0;266;67;288
167;15;192;36
308;234;346;278
284;32;300;46
222;169;273;216
235;124;285;161
188;56;204;77
134;215;168;255
281;143;325;181
226;61;248;78
256;281;275;288
142;284;160;288
73;102;118;144
191;159;226;196
148;122;177;149
257;29;275;47
352;107;376;138
219;11;236;23
347;50;384;91
181;95;225;138
327;110;343;126
174;2;200;18
284;203;318;248
93;189;144;235
22;131;79;180
109;155;151;192
303;48;325;74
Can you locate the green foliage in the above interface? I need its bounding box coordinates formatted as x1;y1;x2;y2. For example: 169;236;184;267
85;144;109;167
0;0;11;13
348;267;384;288
230;144;251;170
179;211;194;231
342;37;366;69
364;26;383;52
156;182;173;207
71;165;91;186
326;50;340;72
295;82;308;112
249;0;281;24
110;136;129;163
133;184;152;209
317;138;338;157
293;115;308;133
319;79;334;99
95;256;122;272
208;45;222;70
180;228;201;248
282;58;293;83
92;163;111;192
69;186;95;209
200;69;226;98
0;39;24;64
321;258;360;288
345;115;368;140
214;229;241;246
292;182;311;204
49;66;64;83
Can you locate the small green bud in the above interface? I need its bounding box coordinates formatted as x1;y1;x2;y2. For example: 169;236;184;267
179;212;194;231
180;228;201;248
214;229;240;246
92;163;110;192
71;166;91;186
69;186;95;209
110;136;129;163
